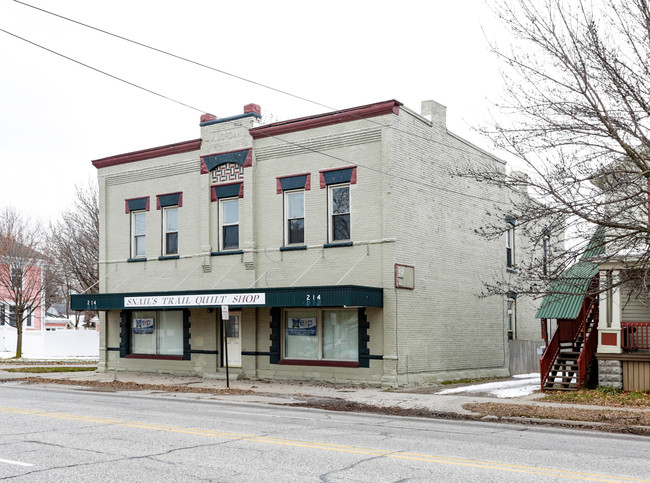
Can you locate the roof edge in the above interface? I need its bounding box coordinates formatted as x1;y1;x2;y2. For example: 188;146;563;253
92;139;202;169
250;100;402;139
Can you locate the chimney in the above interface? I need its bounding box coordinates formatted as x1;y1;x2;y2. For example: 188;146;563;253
200;113;217;123
244;103;261;116
421;100;447;127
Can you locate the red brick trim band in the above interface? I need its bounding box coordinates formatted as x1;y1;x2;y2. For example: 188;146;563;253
251;100;401;139
93;139;201;169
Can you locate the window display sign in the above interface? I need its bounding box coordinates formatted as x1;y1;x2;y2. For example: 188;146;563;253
288;317;317;336
133;318;154;334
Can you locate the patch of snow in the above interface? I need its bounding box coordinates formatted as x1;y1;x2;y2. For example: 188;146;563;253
438;374;540;398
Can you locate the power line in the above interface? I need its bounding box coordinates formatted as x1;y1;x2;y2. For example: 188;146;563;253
13;0;504;164
13;0;326;110
0;27;508;206
0;28;205;114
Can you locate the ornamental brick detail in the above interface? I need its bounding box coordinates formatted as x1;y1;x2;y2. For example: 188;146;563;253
210;162;244;183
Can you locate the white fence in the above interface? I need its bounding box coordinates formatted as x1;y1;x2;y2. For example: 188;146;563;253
0;325;99;359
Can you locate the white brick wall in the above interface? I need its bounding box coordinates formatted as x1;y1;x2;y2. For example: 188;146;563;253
96;101;537;384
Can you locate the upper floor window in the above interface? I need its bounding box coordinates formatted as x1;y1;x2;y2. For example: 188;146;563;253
329;184;350;242
220;198;239;250
320;166;356;244
163;207;178;255
125;196;150;260
505;215;516;268
156;192;183;257
285;190;305;245
10;267;23;290
132;211;146;258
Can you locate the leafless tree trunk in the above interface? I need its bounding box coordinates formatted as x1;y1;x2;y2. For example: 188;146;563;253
459;0;650;300
0;207;43;358
48;182;99;325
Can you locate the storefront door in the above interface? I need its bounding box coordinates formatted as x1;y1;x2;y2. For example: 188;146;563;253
225;313;241;367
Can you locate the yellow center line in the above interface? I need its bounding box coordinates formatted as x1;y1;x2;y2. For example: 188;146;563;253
1;406;646;482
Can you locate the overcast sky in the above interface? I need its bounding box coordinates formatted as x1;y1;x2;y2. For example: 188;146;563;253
0;0;507;223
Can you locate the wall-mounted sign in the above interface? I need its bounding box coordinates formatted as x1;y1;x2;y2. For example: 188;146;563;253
287;317;317;336
395;264;415;289
133;318;154;334
124;293;265;308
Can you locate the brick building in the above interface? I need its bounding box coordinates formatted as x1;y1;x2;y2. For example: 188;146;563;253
72;99;537;385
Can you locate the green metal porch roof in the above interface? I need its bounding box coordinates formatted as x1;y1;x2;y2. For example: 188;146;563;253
535;226;606;320
71;285;383;311
535;261;599;319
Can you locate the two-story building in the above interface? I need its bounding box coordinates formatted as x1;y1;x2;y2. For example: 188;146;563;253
72;99;531;385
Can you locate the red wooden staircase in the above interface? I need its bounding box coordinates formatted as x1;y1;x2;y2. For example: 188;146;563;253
540;296;598;391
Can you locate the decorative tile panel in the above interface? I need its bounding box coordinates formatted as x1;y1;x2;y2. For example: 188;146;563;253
210;163;244;184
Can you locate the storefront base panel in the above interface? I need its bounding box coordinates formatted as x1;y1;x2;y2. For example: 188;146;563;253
104;350;220;377
101;349;509;387
389;367;510;387
254;361;385;386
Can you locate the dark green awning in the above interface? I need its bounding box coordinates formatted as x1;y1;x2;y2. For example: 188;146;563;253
71;285;383;311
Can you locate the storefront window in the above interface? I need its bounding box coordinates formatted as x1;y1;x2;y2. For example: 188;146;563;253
322;310;358;360
131;310;183;356
285;309;319;359
284;308;358;361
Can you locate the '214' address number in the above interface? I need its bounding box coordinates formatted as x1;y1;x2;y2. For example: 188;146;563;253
306;294;322;305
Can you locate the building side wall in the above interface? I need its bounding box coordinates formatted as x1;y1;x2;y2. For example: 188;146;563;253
386;109;509;381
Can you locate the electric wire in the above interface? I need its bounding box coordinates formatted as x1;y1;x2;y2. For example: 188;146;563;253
0;28;205;114
0;27;508;206
13;0;503;164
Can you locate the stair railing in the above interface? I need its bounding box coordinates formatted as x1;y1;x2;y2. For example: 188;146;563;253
540;328;560;391
540;290;596;391
576;298;598;390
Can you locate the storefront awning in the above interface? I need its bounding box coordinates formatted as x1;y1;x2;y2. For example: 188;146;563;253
71;285;383;311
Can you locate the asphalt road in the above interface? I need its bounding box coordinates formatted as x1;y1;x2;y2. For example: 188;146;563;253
1;382;649;482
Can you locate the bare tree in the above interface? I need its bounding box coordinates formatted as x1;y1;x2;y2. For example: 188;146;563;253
460;0;650;299
48;183;99;327
0;207;44;358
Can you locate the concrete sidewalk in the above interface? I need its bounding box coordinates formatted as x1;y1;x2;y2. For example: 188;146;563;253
2;362;643;422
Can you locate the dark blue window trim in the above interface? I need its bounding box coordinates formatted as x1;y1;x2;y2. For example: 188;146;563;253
158;255;179;261
280;245;307;252
203;150;250;171
322;168;353;186
127;198;148;212
127;258;147;263
211;250;243;256
280;175;308;191
324;242;353;248
213;183;242;199
158;193;181;208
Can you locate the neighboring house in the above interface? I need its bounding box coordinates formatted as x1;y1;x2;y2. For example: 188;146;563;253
0;265;44;332
538;221;650;392
45;304;72;330
71;99;540;385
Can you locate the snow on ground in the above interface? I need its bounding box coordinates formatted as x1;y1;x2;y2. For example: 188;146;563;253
437;373;540;398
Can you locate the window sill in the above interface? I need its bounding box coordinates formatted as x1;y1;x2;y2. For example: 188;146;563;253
280;245;307;252
127;258;147;263
323;242;353;248
125;354;183;360
158;255;179;261
278;359;359;368
211;250;243;256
